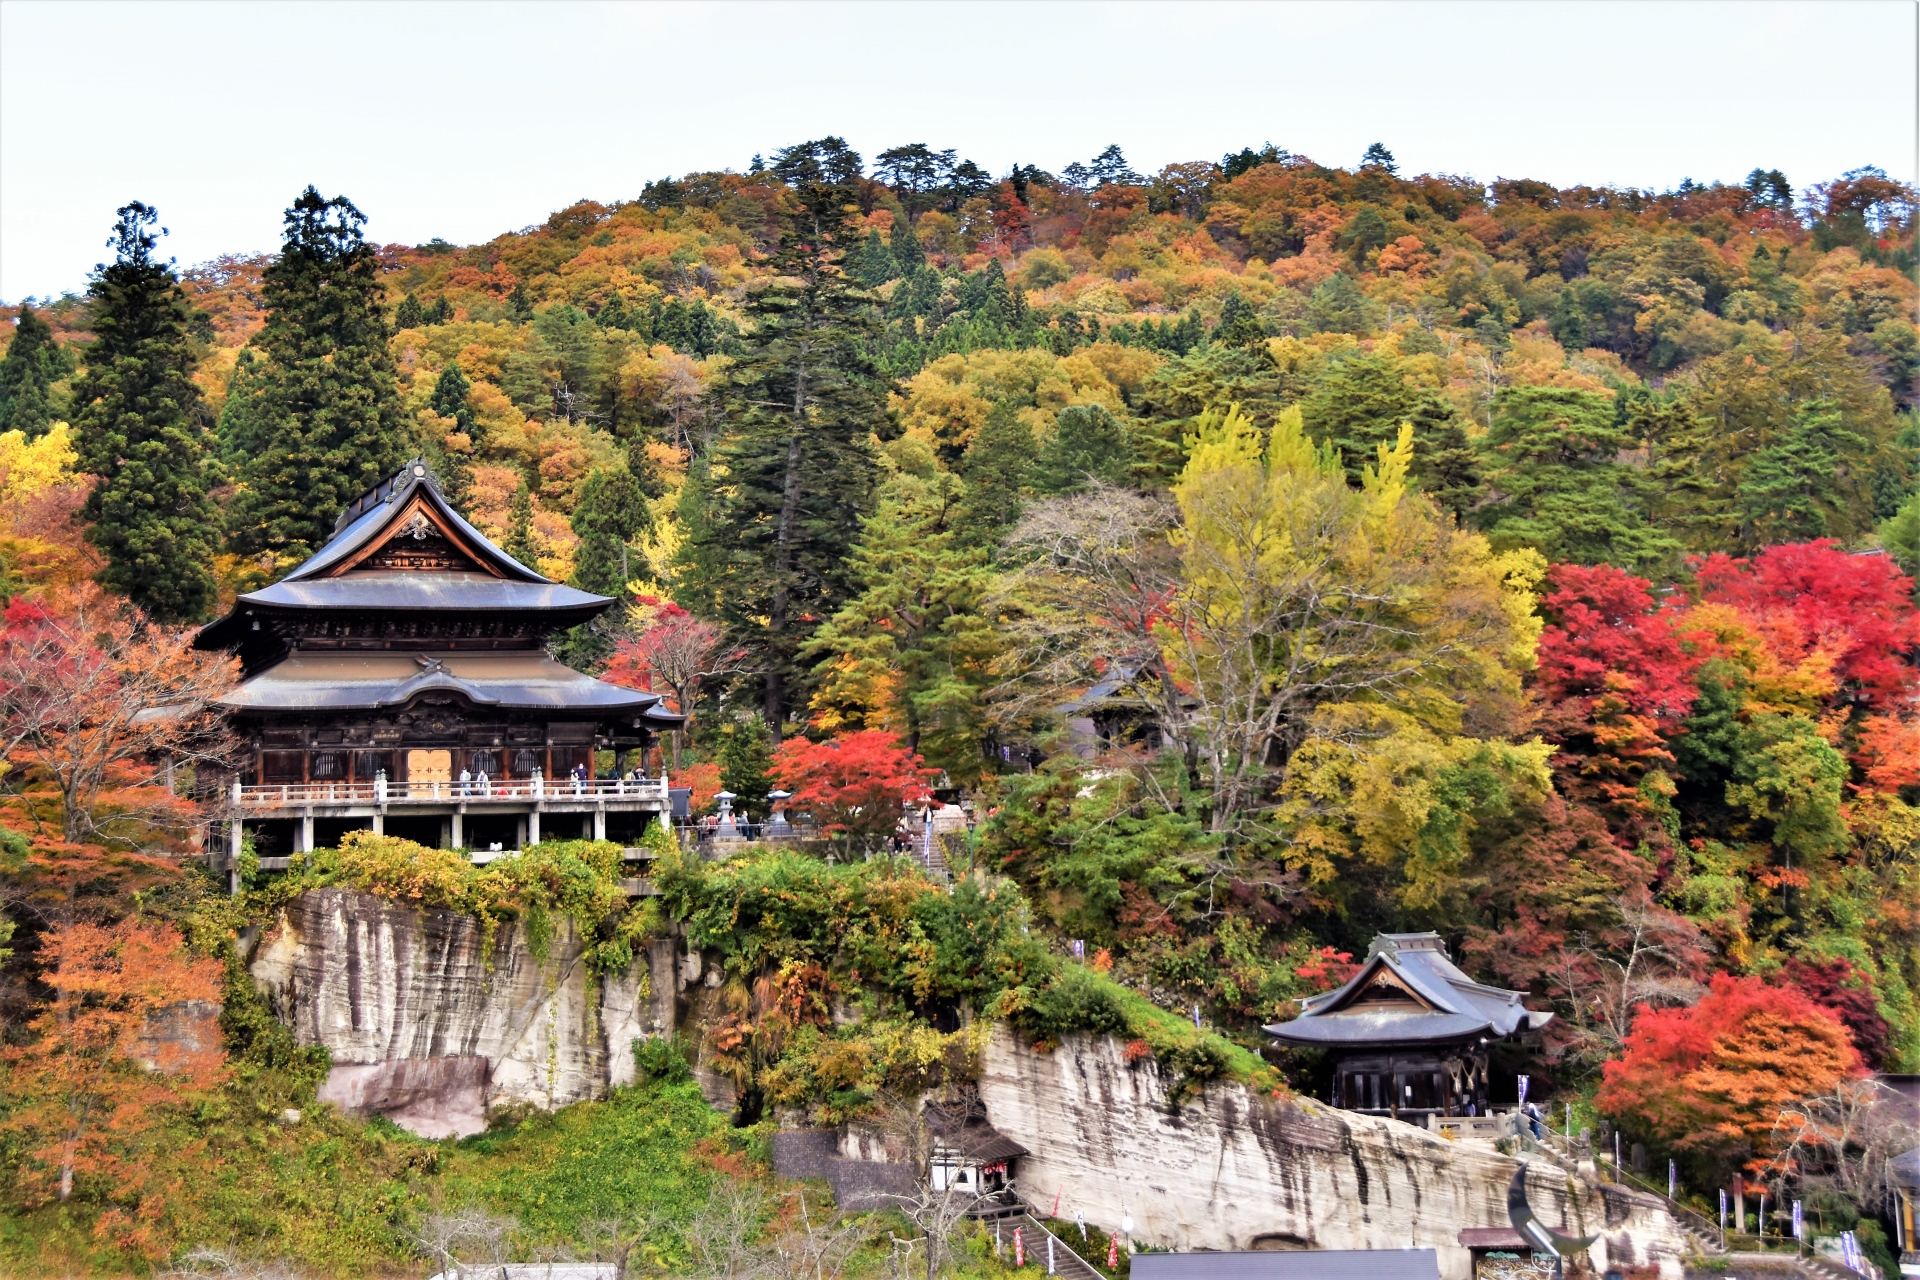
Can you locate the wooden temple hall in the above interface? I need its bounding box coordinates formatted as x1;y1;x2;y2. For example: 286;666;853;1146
1264;932;1554;1124
194;461;683;879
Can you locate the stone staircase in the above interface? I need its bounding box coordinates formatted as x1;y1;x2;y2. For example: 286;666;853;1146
912;829;953;882
1515;1130;1733;1263
998;1211;1104;1279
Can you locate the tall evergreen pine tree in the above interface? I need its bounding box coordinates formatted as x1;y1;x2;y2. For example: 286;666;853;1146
1475;386;1677;572
71;203;219;622
679;184;888;736
423;362;477;512
504;480;538;569
1299;354;1483;518
0;304;64;437
225;188;413;560
1032;404;1133;495
568;467;651;597
889;218;925;276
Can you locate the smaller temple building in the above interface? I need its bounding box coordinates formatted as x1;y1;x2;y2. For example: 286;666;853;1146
925;1097;1028;1215
1264;932;1553;1124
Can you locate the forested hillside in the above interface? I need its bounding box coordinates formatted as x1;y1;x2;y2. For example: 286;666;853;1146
0;139;1916;1272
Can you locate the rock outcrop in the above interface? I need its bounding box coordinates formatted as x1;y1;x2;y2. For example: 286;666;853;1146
251;888;674;1136
975;1027;1689;1280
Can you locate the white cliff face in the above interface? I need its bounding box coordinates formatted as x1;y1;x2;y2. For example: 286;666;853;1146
975;1027;1689;1280
250;888;673;1135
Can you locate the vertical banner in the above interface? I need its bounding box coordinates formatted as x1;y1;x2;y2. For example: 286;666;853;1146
1668;1159;1677;1200
1792;1199;1803;1241
1734;1174;1745;1234
1014;1227;1025;1268
1719;1188;1728;1235
1048;1235;1056;1276
1109;1235;1120;1269
1517;1075;1530;1107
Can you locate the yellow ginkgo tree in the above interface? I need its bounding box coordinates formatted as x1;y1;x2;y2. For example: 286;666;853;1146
998;402;1546;873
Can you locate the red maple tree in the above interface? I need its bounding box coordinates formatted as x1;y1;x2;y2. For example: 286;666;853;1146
602;596;743;768
1693;541;1920;708
1598;972;1862;1179
768;730;936;852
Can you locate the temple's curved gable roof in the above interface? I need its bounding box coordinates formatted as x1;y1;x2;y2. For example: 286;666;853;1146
1264;932;1553;1048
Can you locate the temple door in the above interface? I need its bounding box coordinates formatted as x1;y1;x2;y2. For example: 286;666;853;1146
405;749;452;797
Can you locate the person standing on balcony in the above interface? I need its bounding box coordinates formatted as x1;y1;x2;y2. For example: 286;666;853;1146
477;768;490;796
458;767;471;798
374;768;387;806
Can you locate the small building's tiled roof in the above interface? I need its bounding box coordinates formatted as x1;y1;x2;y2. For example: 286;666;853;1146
926;1099;1029;1164
1264;932;1552;1048
1893;1146;1919;1191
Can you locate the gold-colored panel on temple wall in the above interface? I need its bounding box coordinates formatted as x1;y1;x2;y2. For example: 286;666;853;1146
406;749;452;783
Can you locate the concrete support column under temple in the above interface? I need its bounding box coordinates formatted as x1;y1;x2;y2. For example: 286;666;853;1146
371;812;384;836
229;818;243;896
593;807;606;841
451;810;463;848
299;813;315;854
527;809;541;845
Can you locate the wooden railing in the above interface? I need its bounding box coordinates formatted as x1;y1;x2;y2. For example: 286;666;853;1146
232;776;671;808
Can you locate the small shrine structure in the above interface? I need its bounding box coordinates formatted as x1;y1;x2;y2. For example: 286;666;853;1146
925;1098;1027;1216
1264;932;1553;1123
196;461;682;876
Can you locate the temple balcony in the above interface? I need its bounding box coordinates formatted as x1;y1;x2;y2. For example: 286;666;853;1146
230;775;671;815
218;776;675;885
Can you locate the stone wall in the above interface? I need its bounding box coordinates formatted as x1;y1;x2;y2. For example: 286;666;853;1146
250;888;674;1135
975;1027;1690;1280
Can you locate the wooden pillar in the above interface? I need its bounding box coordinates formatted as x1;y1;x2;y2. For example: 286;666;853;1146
229;818;243;896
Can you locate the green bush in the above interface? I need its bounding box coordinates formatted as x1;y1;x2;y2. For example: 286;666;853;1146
634;1034;694;1085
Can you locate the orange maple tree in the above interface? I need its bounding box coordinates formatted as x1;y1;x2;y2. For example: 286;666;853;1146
0;917;225;1243
1598;973;1862;1178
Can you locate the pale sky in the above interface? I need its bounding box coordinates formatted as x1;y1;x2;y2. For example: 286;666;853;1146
1;0;1914;303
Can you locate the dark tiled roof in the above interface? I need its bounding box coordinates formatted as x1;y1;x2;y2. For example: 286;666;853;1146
236;573;610;613
197;461;615;653
1264;932;1552;1048
219;652;682;721
926;1100;1029;1163
1130;1249;1441;1280
292;460;547;584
